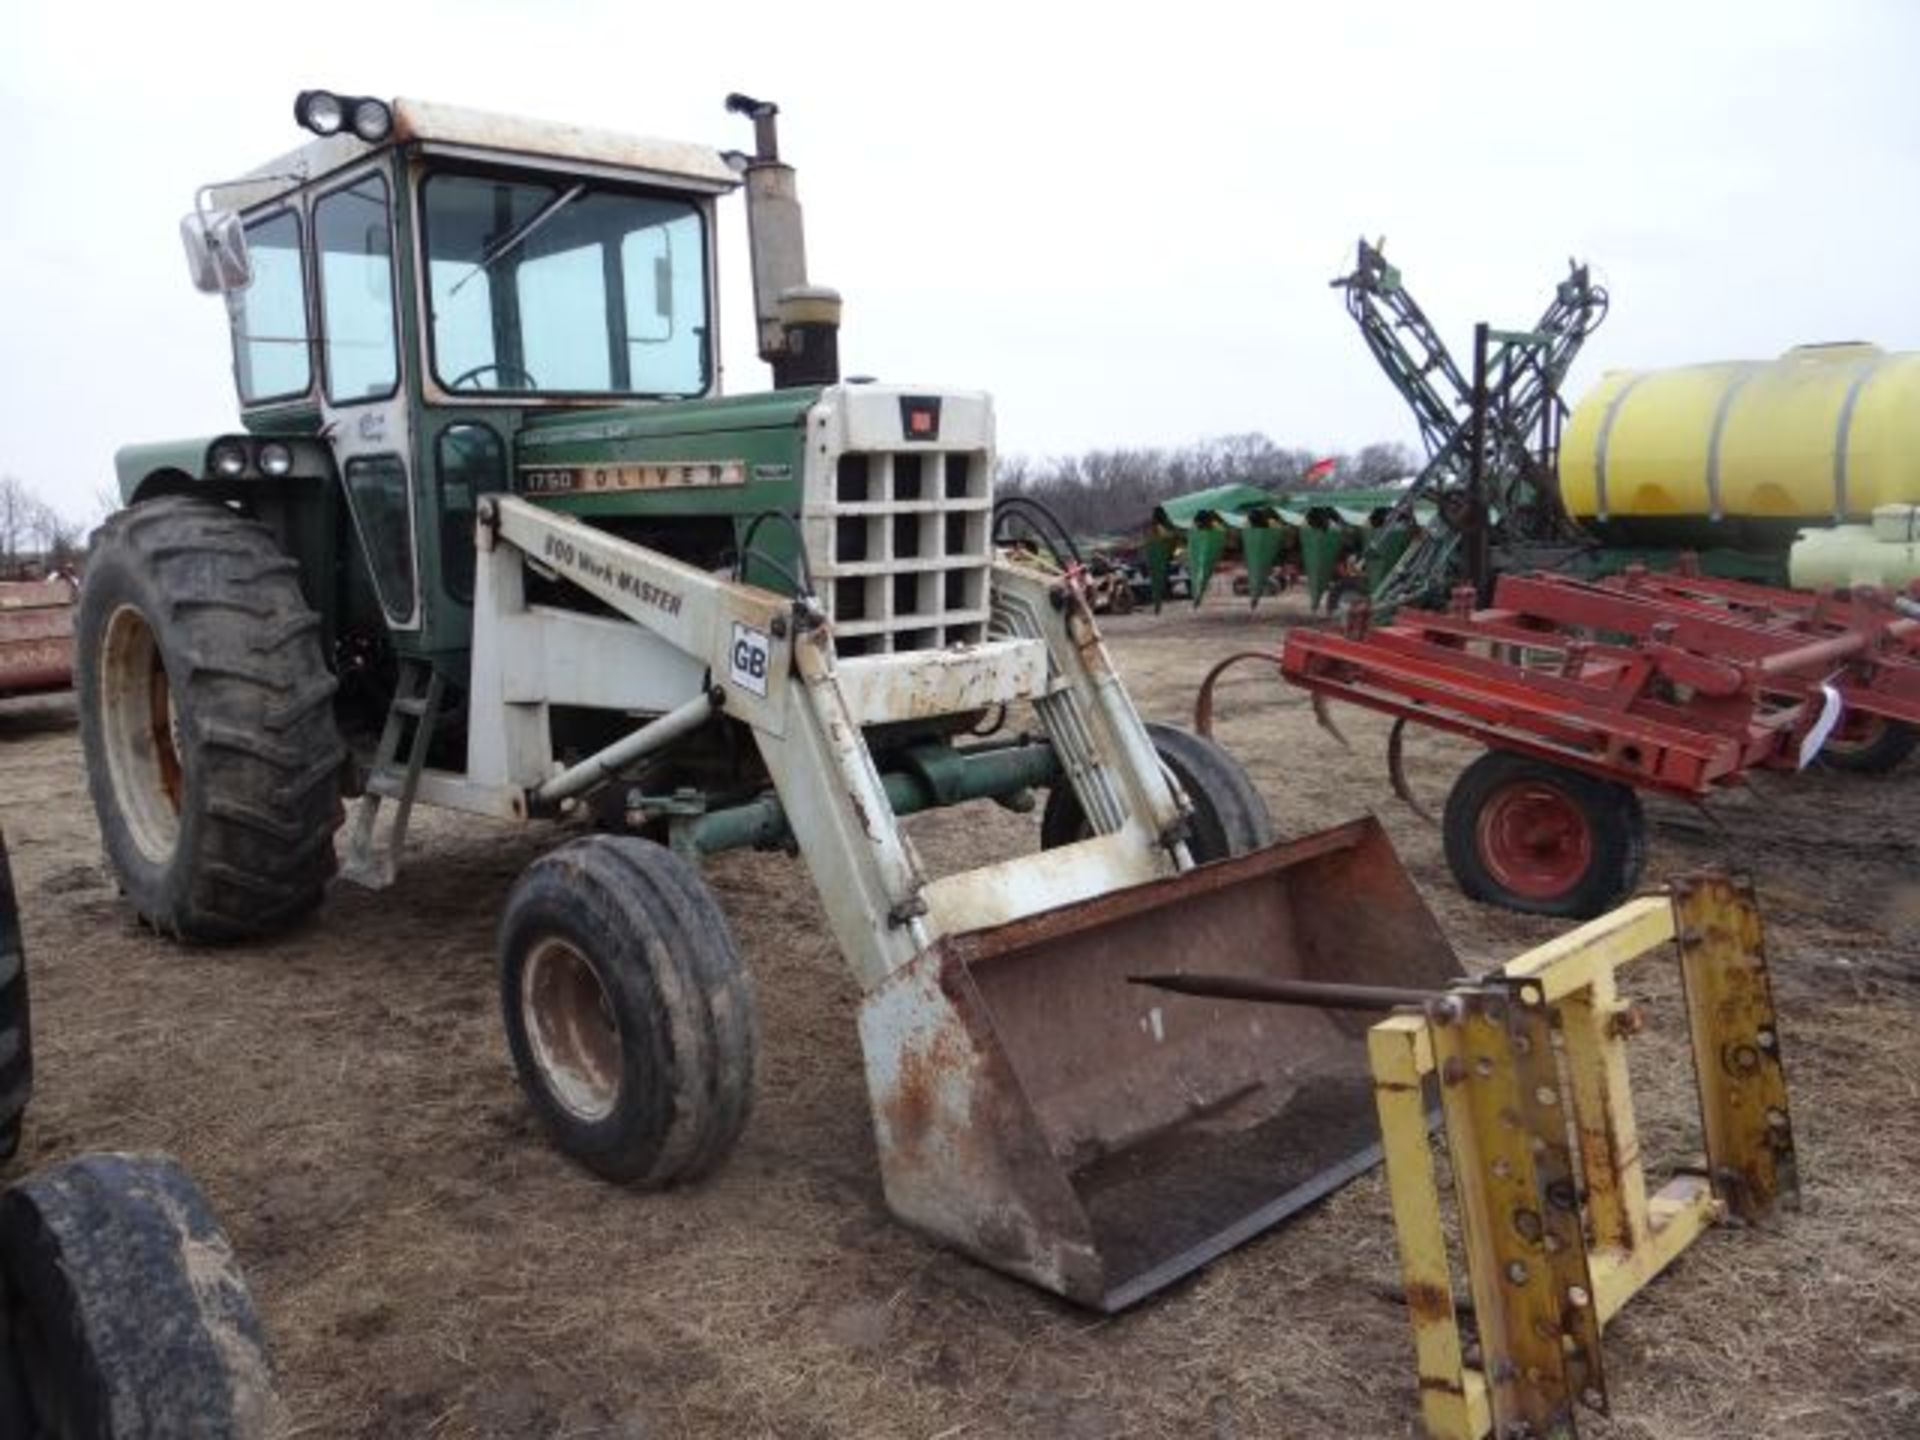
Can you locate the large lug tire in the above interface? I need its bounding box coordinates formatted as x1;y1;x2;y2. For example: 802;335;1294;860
1042;720;1277;862
1442;750;1646;919
0;832;32;1166
1816;714;1918;774
499;836;758;1187
76;497;345;942
0;1152;282;1439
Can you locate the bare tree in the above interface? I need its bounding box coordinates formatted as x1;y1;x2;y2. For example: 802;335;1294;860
0;475;82;577
995;434;1417;539
1349;441;1419;487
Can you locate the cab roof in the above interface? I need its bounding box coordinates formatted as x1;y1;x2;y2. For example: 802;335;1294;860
226;97;741;214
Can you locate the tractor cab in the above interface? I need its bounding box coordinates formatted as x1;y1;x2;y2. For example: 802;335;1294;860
168;92;835;670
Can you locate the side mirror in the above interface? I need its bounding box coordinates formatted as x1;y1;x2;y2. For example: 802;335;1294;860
180;210;252;294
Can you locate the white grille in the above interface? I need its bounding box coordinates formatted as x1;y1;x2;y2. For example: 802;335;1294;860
804;446;993;656
810;449;990;656
799;385;996;656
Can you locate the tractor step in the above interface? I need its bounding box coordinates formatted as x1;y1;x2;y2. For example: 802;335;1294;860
340;661;445;890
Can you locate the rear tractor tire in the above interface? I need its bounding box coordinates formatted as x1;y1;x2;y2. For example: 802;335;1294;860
1442;750;1646;919
1042;721;1276;862
499;836;758;1187
76;497;346;942
0;1152;282;1439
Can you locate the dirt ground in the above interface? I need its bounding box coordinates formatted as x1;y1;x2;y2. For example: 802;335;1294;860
3;596;1917;1439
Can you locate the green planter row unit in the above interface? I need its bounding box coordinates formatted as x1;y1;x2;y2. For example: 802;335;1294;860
1141;484;1430;610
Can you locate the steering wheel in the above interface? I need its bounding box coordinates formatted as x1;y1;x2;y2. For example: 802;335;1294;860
448;361;539;392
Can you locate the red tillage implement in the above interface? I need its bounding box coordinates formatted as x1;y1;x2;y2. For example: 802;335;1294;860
1196;566;1920;918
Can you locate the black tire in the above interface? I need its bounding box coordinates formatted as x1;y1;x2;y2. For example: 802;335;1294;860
499;836;758;1187
1042;721;1276;862
1816;715;1918;775
0;1152;281;1439
1442;750;1646;919
77;497;346;942
0;831;33;1167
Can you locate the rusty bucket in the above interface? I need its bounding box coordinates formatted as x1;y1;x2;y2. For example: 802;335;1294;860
857;816;1461;1310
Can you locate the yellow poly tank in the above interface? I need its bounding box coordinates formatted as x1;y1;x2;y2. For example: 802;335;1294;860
1561;344;1920;542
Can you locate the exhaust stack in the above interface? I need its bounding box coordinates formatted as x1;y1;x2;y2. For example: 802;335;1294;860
726;93;842;389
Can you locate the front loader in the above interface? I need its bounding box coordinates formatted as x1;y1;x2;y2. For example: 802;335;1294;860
87;89;1464;1309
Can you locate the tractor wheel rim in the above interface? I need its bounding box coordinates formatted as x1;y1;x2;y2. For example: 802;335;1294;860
1476;779;1593;901
99;604;184;864
522;938;622;1123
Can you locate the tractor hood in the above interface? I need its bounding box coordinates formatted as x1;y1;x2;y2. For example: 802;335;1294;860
514;389;823;459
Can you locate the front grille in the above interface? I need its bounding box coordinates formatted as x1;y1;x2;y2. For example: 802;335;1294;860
806;449;992;656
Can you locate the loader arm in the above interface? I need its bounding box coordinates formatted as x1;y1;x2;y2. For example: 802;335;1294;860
467;494;1189;989
449;496;1472;1310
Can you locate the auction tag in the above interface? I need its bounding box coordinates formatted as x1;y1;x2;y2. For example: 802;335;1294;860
729;622;771;698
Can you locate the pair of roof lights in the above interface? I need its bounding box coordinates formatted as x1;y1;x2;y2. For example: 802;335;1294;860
293;90;394;144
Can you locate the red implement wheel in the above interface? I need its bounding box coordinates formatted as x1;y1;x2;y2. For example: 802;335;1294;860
1817;714;1918;775
1443;751;1645;918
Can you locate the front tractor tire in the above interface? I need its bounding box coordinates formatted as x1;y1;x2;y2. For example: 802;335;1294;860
1042;721;1277;861
499;837;758;1188
1442;750;1646;919
77;498;345;942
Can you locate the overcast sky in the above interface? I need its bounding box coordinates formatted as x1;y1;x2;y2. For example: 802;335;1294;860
3;0;1915;523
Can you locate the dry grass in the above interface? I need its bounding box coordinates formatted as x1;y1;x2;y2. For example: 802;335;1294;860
1;595;1916;1437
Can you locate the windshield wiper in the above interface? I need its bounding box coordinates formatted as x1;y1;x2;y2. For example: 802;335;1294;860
447;182;587;298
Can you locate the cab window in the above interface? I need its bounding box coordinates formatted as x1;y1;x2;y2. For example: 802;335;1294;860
343;454;417;623
232;210;311;404
435;425;504;603
315;173;400;403
422;170;709;397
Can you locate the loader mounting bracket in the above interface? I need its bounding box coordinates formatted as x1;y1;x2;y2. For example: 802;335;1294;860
1368;873;1797;1440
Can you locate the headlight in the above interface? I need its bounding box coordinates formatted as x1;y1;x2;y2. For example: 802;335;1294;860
350;98;394;143
209;440;249;478
258;442;294;477
294;90;345;137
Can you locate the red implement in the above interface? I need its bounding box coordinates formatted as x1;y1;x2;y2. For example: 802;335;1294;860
1196;567;1920;916
1261;572;1920;799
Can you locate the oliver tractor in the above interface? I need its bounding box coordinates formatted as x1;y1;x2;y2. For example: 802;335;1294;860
82;91;1460;1311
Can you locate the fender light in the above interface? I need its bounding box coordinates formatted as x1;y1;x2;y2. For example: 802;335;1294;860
208;440;250;478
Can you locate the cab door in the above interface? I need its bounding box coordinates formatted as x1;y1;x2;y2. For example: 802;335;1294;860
312;162;420;634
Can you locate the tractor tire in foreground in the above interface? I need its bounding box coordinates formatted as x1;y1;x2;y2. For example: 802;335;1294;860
1042;721;1276;861
0;831;31;1165
1816;714;1918;775
0;1152;281;1439
499;836;758;1187
1442;749;1646;918
77;497;346;942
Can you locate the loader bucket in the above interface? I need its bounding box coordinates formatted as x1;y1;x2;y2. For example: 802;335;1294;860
858;816;1462;1311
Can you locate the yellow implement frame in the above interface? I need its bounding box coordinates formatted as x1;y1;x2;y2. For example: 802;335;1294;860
1367;874;1798;1440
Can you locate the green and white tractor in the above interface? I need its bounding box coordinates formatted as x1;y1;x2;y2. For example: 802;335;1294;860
81;91;1456;1311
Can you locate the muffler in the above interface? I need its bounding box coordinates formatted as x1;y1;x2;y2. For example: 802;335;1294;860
857;815;1463;1310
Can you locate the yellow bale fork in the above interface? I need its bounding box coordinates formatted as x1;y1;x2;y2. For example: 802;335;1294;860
1368;873;1797;1440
